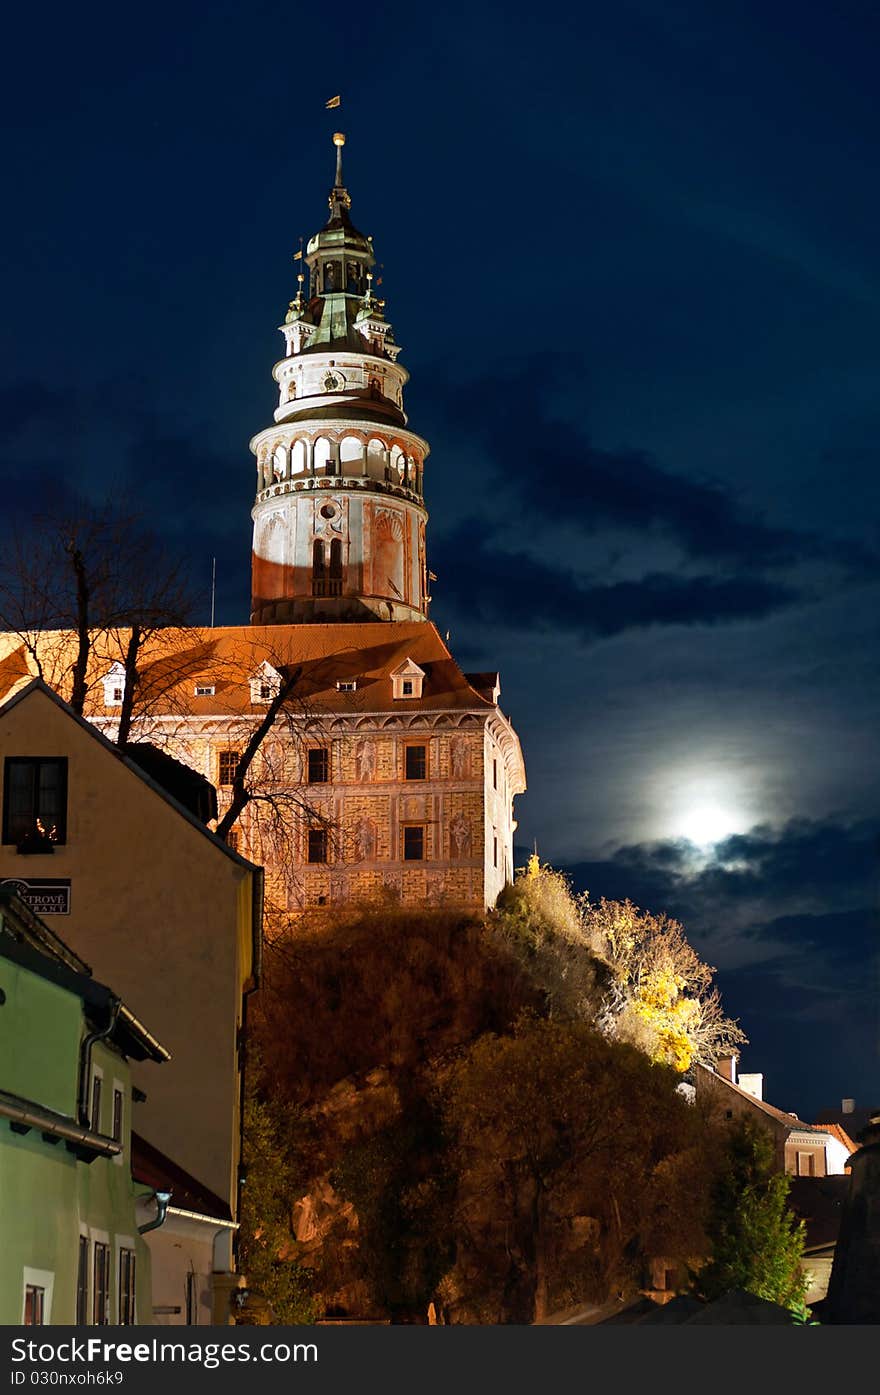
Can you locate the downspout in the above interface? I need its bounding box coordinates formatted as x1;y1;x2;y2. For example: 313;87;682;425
77;997;121;1127
138;1190;172;1235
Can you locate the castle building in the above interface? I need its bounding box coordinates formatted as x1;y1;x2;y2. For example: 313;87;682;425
0;135;525;915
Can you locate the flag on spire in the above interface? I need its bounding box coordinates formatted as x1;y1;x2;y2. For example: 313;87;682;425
325;95;341;109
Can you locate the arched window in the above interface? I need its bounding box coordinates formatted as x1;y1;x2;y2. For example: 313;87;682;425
312;540;326;596
328;538;343;596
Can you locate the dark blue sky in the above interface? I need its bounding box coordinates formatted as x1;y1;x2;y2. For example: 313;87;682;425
2;0;877;1118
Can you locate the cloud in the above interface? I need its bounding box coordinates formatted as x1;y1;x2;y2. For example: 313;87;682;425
430;357;877;574
431;520;800;639
557;815;879;1114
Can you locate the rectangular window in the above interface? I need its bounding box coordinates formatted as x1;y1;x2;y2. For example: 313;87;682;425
336;680;357;692
307;828;328;864
307;747;329;784
24;1286;45;1326
118;1250;136;1325
403;825;425;861
194;684;215;696
93;1244;110;1325
401;679;414;696
2;757;68;846
76;1238;89;1325
493;758;497;790
404;745;427;781
797;1151;816;1177
493;834;498;868
90;1075;102;1133
218;750;240;787
112;1089;123;1143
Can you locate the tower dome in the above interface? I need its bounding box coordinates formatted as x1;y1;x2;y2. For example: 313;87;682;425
250;135;430;625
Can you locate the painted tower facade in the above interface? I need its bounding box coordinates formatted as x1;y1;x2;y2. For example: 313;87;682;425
250;134;429;626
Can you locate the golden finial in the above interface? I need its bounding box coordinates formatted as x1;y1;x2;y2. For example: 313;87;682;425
333;131;345;186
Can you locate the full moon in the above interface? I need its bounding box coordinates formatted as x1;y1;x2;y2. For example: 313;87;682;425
676;802;744;847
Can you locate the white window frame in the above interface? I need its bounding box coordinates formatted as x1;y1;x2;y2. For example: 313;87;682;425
22;1267;54;1325
101;662;127;708
111;1077;125;1166
89;1228;111;1327
249;661;282;705
76;1228;90;1325
114;1236;137;1326
390;658;425;701
90;1064;104;1134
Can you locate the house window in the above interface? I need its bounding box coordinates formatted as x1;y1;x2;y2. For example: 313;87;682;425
493;758;497;790
194;684;215;697
2;757;68;847
24;1285;45;1325
307;748;329;784
90;1074;102;1133
218;750;240;787
402;680;413;696
112;1088;123;1143
226;830;240;853
118;1250;136;1325
336;680;357;692
93;1244;110;1325
112;687;124;703
76;1238;89;1324
493;834;498;868
307;828;328;864
403;825;425;861
404;745;427;781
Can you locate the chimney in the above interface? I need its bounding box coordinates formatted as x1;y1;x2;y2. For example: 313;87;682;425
717;1055;738;1085
738;1073;763;1102
842;1098;855;1115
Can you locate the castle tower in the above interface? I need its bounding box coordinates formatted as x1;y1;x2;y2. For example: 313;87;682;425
250;134;430;625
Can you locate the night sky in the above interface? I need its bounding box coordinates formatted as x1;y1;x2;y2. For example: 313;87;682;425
2;0;877;1119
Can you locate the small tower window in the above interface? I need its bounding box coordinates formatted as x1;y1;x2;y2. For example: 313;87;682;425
312;540;327;597
328;537;343;596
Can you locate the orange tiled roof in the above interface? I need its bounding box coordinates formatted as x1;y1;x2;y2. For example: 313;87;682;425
815;1121;857;1157
0;622;498;716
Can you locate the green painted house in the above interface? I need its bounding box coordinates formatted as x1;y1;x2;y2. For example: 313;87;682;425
0;889;169;1325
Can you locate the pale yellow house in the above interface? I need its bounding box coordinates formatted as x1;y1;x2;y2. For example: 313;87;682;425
0;679;263;1322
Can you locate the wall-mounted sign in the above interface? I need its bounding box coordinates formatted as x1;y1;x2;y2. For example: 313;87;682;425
0;877;71;915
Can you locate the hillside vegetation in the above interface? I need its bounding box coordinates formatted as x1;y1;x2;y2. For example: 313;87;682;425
242;864;790;1324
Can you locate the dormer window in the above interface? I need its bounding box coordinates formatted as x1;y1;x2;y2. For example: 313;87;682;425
390;658;425;701
249;661;283;705
194;684;215;697
336;680;357;693
101;662;127;708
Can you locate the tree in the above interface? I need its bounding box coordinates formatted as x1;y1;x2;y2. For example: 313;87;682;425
493;862;745;1072
693;1118;808;1311
0;501;196;732
238;1068;316;1324
584;897;747;1071
442;1014;708;1322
